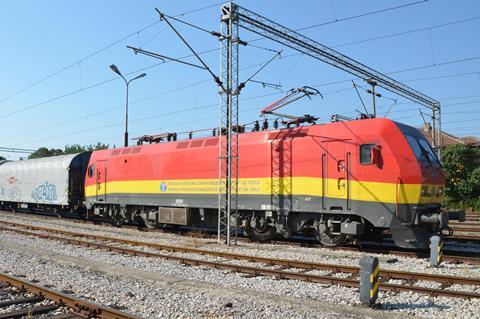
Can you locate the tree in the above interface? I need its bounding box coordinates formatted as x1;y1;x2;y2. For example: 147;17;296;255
87;142;109;151
29;142;109;159
64;143;109;154
0;156;5;161
28;147;64;159
442;144;480;210
64;144;86;154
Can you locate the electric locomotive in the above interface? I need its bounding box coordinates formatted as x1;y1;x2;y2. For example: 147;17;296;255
83;117;459;249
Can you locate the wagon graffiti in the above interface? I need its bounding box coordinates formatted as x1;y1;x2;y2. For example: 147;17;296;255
0;186;21;201
31;182;57;202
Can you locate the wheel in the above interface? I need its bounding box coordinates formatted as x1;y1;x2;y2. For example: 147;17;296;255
140;216;158;229
138;209;158;229
247;217;277;242
315;231;347;246
110;216;123;227
107;206;124;227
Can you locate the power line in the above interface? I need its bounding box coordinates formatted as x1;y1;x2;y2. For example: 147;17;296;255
4;2;479;142
0;20;160;106
0;147;35;154
0;54;287;143
402;71;480;83
332;16;480;49
11;88;480;148
295;0;429;32
0;2;223;105
7;87;344;148
5;11;478;121
6;62;480;145
0;47;220;119
0;0;431;109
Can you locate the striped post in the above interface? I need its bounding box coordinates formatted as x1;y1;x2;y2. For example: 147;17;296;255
359;256;380;306
430;235;443;267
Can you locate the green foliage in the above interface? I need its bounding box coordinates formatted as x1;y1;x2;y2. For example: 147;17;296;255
28;147;64;159
28;143;109;159
442;144;480;210
64;143;109;154
88;142;109;151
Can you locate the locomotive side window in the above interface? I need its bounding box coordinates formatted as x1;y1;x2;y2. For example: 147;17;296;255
87;165;94;177
360;144;375;165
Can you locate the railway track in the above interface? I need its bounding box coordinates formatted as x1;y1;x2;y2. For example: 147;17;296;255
451;227;480;234
1;221;480;300
0;272;139;319
1;210;480;265
450;222;480;227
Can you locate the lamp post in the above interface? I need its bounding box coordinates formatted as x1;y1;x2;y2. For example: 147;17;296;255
109;64;146;147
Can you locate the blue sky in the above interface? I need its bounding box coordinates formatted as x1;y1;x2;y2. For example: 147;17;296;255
0;0;479;159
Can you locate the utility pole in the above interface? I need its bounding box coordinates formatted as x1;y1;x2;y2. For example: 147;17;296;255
109;64;146;147
366;79;381;118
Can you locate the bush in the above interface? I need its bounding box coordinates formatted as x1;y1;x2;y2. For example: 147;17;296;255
442;144;480;210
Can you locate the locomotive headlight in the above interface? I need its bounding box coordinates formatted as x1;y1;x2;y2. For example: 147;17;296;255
437;187;444;197
421;185;428;196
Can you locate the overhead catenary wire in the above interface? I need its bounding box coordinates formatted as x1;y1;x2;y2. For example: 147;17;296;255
332;15;480;49
20;89;480;149
4;46;479;121
0;54;291;143
0;0;438;116
0;19;160;105
0;1;224;105
296;0;429;32
237;50;283;93
6;66;480;147
4;0;480;149
7;87;344;148
4;7;478;121
155;8;224;89
351;81;369;115
10;90;480;149
5;63;476;144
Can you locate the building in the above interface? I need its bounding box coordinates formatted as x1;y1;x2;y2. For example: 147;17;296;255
419;124;480;150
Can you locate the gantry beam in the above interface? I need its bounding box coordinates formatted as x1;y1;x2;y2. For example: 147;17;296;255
231;3;442;156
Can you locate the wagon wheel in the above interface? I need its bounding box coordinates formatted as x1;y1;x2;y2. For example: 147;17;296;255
140;215;158;229
315;231;347;246
247;217;277;242
108;206;124;227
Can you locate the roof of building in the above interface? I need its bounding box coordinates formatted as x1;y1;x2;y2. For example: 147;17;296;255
418;124;480;148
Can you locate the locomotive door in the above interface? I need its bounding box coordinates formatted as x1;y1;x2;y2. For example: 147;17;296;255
95;160;107;202
326;142;347;204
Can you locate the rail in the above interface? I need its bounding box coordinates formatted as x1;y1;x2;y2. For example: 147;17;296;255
1;222;480;299
0;272;140;319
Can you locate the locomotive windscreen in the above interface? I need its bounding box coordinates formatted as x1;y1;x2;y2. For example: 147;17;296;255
395;122;441;166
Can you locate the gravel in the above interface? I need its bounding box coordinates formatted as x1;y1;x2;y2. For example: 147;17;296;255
0;211;480;318
1;212;479;280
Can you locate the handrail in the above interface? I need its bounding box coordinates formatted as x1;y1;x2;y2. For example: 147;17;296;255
395;176;402;217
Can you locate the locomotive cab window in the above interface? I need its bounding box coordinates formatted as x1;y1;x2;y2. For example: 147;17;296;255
87;165;94;177
360;144;376;165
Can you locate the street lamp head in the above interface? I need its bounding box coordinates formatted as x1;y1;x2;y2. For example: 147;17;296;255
131;73;147;82
109;64;122;77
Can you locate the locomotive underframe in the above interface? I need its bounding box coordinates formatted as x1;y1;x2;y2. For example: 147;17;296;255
0;193;448;249
85;192;445;249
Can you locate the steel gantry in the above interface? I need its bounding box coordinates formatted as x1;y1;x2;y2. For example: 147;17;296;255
217;1;442;244
217;3;240;245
